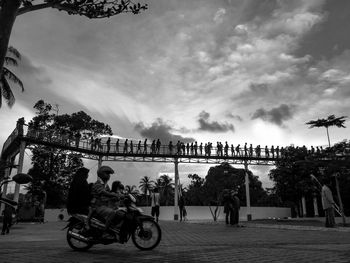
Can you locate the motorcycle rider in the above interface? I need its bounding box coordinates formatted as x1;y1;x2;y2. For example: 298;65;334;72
88;166;123;238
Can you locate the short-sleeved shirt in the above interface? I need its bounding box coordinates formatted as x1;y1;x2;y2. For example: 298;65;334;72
151;193;160;207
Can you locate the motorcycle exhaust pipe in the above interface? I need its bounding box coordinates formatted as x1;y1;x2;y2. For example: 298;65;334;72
68;231;89;243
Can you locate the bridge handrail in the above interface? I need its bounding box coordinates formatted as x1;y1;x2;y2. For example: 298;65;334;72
2;122;350;161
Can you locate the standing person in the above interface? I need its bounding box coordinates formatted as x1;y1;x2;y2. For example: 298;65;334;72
151;188;160;222
1;204;14;235
222;189;232;225
231;190;240;227
115;139;119;153
321;178;336;228
143;139;148;154
136;140;142;154
106;137;111;154
178;195;185;222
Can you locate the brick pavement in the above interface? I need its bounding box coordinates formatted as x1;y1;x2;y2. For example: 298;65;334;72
0;221;350;263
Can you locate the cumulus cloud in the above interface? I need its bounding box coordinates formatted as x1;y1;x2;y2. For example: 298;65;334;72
198;111;235;132
251;104;296;126
134;118;195;143
225;112;243;122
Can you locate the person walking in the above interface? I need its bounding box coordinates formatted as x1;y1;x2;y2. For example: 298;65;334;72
222;189;232;225
178;195;185;222
321;178;336;228
231;190;240;226
1;204;14;235
151;188;160;222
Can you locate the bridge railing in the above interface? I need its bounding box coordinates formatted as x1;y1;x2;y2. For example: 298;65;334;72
2;123;349;161
18;127;288;159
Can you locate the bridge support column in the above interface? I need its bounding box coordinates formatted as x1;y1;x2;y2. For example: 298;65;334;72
244;161;252;221
174;158;179;221
14;141;26;203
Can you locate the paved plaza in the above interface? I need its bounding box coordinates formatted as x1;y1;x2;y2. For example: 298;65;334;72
1;220;350;263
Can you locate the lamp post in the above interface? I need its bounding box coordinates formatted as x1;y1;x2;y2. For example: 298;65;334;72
333;172;346;226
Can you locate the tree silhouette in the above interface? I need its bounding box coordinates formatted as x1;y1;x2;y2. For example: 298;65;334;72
0;0;148;108
139;175;154;206
158;174;174;206
0;46;23;108
306;115;347;147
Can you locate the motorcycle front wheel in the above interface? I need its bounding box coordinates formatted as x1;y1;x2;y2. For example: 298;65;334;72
132;219;161;250
66;222;93;251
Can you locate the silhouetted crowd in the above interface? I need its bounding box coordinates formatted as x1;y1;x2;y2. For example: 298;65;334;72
25;126;336;159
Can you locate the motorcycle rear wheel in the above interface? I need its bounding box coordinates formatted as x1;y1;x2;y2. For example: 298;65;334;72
66;222;93;251
132;219;161;250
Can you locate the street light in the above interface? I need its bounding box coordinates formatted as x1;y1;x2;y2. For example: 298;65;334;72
0;173;32;207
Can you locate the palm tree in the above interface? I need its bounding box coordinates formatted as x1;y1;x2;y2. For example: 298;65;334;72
1;46;24;108
306;115;347;147
124;185;140;196
159;174;174;206
139;176;154;206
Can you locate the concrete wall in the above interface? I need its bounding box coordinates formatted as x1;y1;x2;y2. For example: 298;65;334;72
44;206;291;222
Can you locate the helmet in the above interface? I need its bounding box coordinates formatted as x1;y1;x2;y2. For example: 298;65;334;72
97;166;114;181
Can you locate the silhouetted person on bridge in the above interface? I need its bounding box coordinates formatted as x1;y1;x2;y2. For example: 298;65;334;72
123;139;128;154
90;136;94;150
137;140;142;154
115;139;119;153
151;140;156;154
271;146;275;158
194;141;198;155
265;145;269;157
176;141;181;155
199;143;203;155
181;143;185;155
236;144;240;156
168;141;173;155
106;137;111;153
186;143;190;155
224;142;229;156
156;139;161;154
129;140;134;154
255;145;261;158
143;139;148;154
244;143;248;157
249;144;253;157
276;146;280;158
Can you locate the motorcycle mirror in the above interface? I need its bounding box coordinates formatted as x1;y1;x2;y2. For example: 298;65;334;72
12;173;32;184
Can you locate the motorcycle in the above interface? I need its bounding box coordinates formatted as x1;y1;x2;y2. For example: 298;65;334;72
64;194;162;251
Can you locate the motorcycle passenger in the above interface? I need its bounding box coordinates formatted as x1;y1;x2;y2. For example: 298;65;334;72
67;167;91;215
110;180;125;210
89;166;123;238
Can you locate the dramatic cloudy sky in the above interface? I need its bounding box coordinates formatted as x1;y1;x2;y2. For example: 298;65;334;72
1;0;350;190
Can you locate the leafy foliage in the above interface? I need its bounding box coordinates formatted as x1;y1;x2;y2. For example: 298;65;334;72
26;100;113;207
0;46;23;108
306;115;347;146
17;0;148;17
139;175;154;206
185;163;268;207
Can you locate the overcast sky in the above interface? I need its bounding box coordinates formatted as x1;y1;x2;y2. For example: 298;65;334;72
1;0;349;189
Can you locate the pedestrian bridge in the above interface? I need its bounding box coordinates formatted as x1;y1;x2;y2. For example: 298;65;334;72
1;120;293;166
